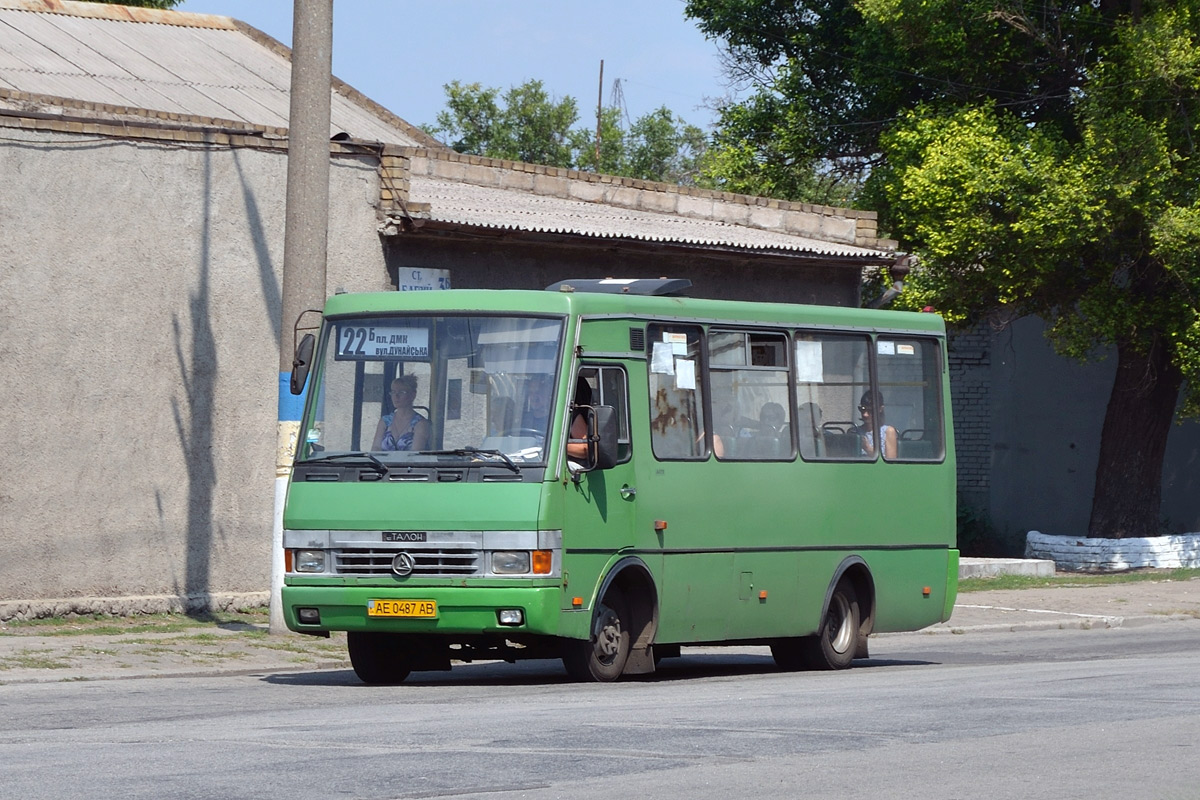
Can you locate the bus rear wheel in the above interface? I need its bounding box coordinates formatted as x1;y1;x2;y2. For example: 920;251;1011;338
562;595;630;682
771;582;861;672
806;582;860;670
347;632;413;685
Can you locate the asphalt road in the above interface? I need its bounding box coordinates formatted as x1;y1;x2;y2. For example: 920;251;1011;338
3;621;1199;800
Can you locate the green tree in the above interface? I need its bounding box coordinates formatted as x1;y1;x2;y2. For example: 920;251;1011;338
496;80;578;166
624;107;708;185
570;107;628;174
425;81;708;184
701;93;857;204
427;81;505;156
425;80;579;167
688;0;1200;538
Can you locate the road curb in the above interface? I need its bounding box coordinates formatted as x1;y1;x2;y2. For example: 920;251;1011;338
959;557;1055;579
914;612;1198;636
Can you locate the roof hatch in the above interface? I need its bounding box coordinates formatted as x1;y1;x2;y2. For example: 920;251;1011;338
545;278;692;297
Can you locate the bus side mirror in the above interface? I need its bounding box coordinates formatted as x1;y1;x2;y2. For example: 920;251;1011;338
290;333;315;395
590;405;619;470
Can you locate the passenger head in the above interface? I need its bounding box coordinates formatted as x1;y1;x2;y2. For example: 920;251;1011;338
798;402;822;432
526;373;552;411
759;402;785;432
390;375;418;406
490;395;515;432
573;377;593;408
858;390;884;423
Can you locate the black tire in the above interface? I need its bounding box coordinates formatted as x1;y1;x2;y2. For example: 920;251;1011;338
347;632;412;685
804;582;861;670
562;595;631;682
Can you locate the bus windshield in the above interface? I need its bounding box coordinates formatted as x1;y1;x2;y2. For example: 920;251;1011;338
298;314;565;465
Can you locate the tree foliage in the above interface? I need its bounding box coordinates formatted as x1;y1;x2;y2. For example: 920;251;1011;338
688;0;1200;537
426;80;579;167
423;80;707;185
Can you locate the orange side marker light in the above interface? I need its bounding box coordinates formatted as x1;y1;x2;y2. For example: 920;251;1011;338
654;520;668;531
923;586;932;597
572;597;584;608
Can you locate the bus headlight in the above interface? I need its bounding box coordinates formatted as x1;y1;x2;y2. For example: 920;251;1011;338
294;549;326;573
491;551;531;574
497;609;524;625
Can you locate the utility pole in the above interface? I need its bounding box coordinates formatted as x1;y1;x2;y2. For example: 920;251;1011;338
594;60;603;169
271;0;333;634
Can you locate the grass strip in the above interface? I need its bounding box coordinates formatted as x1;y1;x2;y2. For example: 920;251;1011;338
959;567;1200;593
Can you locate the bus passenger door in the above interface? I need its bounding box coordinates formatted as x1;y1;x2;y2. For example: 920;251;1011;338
560;364;646;616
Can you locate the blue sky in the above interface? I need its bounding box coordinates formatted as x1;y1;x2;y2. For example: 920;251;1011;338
176;1;733;136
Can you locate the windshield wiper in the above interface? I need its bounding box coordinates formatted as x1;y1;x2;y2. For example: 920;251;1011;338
419;447;520;474
302;451;388;475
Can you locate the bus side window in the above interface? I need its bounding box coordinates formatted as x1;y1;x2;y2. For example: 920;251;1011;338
648;324;706;460
876;338;945;462
710;329;791;461
795;332;873;461
578;365;632;465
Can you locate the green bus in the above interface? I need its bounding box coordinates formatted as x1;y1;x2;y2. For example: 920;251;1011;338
283;278;958;683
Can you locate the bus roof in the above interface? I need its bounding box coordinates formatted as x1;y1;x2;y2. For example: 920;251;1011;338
321;288;946;335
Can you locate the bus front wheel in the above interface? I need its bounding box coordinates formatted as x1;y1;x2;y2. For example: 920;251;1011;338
562;595;631;682
347;632;412;684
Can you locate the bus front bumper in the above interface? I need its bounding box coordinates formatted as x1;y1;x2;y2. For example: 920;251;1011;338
281;584;565;637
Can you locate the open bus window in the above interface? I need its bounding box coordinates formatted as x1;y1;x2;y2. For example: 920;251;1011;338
299;315;564;465
577;365;632;464
648;324;706;460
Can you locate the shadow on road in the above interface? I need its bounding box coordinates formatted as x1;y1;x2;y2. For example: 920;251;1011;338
260;653;937;687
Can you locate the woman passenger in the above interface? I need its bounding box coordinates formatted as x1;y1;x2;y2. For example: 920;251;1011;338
853;389;898;459
371;375;430;452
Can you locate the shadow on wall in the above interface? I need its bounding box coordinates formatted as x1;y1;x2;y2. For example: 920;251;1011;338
169;148;219;613
232;150;281;342
167;148;282;614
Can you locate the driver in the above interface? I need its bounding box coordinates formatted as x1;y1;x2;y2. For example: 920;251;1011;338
520;373;554;431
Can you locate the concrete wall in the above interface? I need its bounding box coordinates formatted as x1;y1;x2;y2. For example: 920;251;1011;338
0;128;386;613
965;316;1200;551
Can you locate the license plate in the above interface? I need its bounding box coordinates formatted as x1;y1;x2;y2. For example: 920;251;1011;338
367;599;437;618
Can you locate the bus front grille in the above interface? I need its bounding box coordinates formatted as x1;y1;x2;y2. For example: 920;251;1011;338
333;547;481;576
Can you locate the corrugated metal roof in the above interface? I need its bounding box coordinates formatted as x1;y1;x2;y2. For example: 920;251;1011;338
0;0;433;145
0;1;893;262
408;177;890;259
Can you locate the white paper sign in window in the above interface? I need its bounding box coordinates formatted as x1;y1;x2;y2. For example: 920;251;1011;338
795;340;824;383
663;331;688;356
675;358;696;390
651;342;675;374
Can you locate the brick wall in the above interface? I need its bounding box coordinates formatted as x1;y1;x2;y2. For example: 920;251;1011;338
948;324;992;514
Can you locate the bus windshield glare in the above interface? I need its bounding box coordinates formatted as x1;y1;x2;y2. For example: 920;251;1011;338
298;314;565;464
